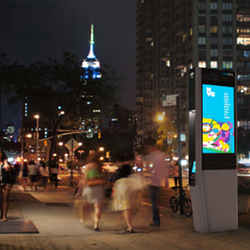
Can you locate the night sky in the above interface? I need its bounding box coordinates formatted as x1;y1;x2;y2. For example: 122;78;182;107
0;1;136;109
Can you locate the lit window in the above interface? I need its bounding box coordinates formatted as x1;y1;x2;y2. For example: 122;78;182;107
198;25;206;33
237;74;250;81
145;37;152;42
222;61;233;69
198;37;206;45
222;3;232;9
237;36;250;46
222;15;232;22
210;3;217;9
244;51;250;57
198;61;206;68
210;61;218;69
237;14;250;22
210;26;218;33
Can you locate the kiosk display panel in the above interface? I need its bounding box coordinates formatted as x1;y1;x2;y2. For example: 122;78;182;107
202;84;235;154
201;70;236;170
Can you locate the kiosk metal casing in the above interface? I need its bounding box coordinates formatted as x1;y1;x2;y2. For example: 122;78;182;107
189;68;238;233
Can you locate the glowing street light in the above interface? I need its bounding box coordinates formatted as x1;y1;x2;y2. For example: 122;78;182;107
26;133;32;138
99;146;104;152
58;110;65;116
155;112;165;122
33;114;40;161
58;141;64;146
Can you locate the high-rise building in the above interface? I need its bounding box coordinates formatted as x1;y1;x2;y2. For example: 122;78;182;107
81;24;102;80
136;0;250;156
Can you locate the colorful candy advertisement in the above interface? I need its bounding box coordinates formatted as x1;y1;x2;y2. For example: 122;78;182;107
202;84;235;154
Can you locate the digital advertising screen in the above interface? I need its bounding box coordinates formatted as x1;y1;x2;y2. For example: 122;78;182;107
202;84;235;154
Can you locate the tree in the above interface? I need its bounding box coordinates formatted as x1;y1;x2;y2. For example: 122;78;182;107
0;51;119;167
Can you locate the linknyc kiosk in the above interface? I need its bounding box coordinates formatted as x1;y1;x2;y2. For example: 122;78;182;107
189;68;238;232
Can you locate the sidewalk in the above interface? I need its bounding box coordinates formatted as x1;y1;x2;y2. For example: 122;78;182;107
1;186;250;250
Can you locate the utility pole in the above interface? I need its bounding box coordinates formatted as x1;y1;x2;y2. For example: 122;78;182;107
176;95;184;215
70;138;74;186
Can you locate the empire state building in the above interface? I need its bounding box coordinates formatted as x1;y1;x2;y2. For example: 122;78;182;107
81;24;102;80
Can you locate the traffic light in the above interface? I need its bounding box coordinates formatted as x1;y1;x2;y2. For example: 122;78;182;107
98;130;101;139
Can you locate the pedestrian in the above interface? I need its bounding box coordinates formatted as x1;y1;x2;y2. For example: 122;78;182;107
143;137;169;227
27;160;39;191
21;162;29;191
50;160;59;189
0;156;15;222
39;161;49;191
77;150;105;231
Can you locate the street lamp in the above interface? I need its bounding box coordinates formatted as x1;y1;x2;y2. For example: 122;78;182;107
99;146;104;152
33;114;40;162
26;133;32;139
155;112;165;122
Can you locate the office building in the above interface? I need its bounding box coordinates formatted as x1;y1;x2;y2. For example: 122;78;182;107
136;0;250;156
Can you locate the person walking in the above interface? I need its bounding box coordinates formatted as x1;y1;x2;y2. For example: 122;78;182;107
143;137;169;227
39;161;49;191
76;150;105;231
0;157;15;222
27;160;39;191
50;160;59;189
21;162;29;191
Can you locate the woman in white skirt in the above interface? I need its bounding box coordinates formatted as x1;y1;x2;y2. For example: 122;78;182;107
112;164;147;233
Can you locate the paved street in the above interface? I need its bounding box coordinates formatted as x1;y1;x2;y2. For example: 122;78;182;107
1;186;250;249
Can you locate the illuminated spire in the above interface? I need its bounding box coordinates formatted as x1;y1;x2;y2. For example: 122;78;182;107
87;24;95;59
81;24;102;79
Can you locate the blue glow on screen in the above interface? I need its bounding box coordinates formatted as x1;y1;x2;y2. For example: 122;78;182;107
202;84;235;154
192;161;196;173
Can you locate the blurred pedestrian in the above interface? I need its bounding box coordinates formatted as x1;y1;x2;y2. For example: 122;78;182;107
0;156;15;222
112;154;147;233
39;161;49;191
50;160;59;189
21;162;29;191
144;137;169;227
27;160;39;191
76;150;105;231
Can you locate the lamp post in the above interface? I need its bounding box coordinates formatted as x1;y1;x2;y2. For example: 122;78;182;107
33;114;40;162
